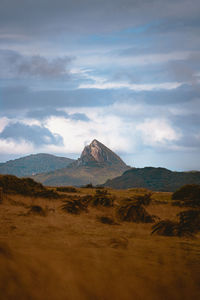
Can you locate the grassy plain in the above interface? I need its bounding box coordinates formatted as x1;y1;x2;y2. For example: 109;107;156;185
0;187;200;300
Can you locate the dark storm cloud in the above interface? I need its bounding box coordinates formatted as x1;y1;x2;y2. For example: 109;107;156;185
0;0;199;36
26;108;69;120
26;108;90;121
0;122;63;146
125;85;200;106
1;86;116;111
0;49;73;78
1;84;199;121
166;53;200;87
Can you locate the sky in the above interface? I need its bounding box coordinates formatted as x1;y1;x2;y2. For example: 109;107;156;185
0;0;200;171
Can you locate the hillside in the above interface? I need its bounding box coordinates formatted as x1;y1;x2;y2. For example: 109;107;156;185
33;140;130;186
103;167;200;192
0;153;74;177
0;186;200;299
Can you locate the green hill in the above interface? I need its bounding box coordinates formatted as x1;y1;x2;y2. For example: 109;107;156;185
103;167;200;192
0;153;74;177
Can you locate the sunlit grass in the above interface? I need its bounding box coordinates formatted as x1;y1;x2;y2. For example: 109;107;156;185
0;187;199;300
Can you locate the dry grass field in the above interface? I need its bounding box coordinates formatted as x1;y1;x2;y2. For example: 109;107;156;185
0;187;200;300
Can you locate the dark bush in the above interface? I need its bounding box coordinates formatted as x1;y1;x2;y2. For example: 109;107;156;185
135;193;152;206
61;198;88;214
97;216;117;225
81;195;93;205
117;202;154;223
178;210;200;234
152;209;200;237
82;183;94;188
34;189;60;199
91;189;114;207
172;184;200;207
28;205;46;216
0;174;60;199
151;220;181;236
56;186;77;193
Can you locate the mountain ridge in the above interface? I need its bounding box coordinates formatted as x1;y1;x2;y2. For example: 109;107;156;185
0;153;75;177
103;167;200;192
33;140;130;186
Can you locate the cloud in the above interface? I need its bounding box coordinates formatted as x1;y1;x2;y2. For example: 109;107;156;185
0;117;9;133
1;86;116;112
26;108;90;121
0;49;73;78
0;138;33;155
0;122;63;146
167;54;200;88
136;119;181;147
0;0;199;36
0;0;199;171
45;114;133;155
79;81;183;91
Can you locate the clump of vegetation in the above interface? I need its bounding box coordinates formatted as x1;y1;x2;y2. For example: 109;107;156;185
91;189;114;207
172;184;200;207
97;216;118;225
34;189;60;199
56;186;77;193
61;198;88;214
82;183;94;188
151;220;181;236
0;174;60;198
81;195;93;205
116;201;155;223
178;210;200;234
152;209;200;237
135;193;152;206
28;205;46;216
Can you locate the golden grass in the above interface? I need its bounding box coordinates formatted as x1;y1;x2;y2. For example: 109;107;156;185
0;188;200;300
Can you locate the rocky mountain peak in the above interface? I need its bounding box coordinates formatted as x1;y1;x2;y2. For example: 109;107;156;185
78;139;128;167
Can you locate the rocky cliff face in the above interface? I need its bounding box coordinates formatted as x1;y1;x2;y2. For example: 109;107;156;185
78;139;127;167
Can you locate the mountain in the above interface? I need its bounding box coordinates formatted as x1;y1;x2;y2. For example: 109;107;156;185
103;167;200;192
77;139;127;167
33;139;130;186
0;154;75;177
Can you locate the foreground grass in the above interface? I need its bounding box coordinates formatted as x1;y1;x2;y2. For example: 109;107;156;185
0;188;199;300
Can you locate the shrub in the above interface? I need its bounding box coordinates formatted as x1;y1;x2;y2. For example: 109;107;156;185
28;205;46;216
97;216;118;225
56;186;77;193
151;220;181;236
117;202;154;223
91;189;114;207
178;210;200;234
0;175;44;195
152;209;200;237
135;193;152;206
34;189;60;199
172;184;200;207
0;174;60;199
82;183;94;188
61;198;88;214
